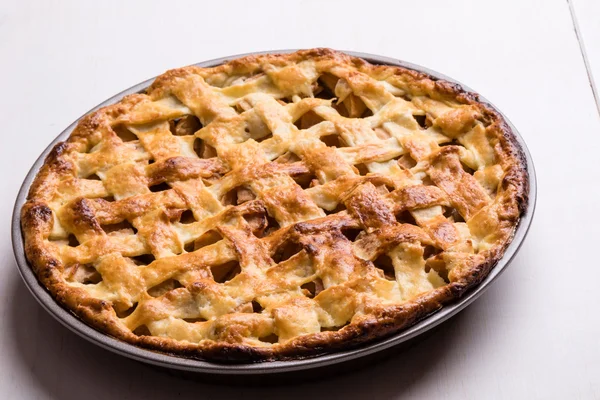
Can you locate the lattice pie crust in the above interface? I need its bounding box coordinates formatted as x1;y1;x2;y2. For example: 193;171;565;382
22;49;527;361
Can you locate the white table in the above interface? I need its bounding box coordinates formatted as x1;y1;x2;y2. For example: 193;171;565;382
572;0;600;116
1;1;599;398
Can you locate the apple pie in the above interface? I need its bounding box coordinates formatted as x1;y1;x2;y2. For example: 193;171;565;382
21;49;528;361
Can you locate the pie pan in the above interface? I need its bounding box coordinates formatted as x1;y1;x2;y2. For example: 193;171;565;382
11;50;537;380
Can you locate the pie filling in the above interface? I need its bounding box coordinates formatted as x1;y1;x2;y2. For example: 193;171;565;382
21;49;527;361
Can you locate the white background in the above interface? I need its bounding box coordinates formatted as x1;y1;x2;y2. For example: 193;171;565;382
1;0;600;398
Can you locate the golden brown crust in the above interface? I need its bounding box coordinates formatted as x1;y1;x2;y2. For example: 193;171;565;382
21;48;528;362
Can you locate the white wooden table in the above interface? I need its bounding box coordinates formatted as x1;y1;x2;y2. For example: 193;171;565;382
1;0;599;398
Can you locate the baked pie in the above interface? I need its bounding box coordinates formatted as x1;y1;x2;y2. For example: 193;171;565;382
21;49;528;361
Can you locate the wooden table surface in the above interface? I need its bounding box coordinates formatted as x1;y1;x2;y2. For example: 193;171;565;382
1;0;599;398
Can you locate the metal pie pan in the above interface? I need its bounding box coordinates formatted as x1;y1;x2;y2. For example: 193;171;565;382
11;50;537;378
